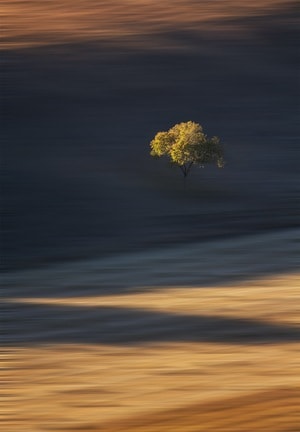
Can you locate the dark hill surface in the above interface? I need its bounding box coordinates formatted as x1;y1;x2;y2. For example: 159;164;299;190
3;1;299;269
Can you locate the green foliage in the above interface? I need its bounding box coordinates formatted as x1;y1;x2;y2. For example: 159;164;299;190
150;121;224;178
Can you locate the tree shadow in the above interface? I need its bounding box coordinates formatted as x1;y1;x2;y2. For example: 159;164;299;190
3;301;300;346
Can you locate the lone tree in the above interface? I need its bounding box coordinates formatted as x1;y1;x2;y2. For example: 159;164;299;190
150;121;224;186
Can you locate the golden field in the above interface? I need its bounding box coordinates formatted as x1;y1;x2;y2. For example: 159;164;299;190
3;230;300;431
1;0;292;49
2;1;299;429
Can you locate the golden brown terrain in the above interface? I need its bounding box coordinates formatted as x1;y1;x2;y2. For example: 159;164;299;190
2;230;300;431
3;0;299;429
1;0;293;49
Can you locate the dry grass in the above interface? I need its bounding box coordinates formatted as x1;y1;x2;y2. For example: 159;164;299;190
12;273;300;326
103;388;300;431
1;0;291;49
2;230;300;431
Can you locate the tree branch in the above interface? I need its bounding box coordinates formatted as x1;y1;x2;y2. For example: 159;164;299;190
179;165;186;177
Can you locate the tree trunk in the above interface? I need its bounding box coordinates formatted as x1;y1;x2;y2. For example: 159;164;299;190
183;172;187;191
179;163;193;191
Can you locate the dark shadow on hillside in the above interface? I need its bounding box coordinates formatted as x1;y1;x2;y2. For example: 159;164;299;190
3;228;299;299
3;302;300;346
3;1;299;272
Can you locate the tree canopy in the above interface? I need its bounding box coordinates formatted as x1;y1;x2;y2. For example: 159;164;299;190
150;121;224;179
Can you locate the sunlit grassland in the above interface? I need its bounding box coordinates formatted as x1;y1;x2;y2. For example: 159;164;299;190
1;0;291;49
3;230;300;431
